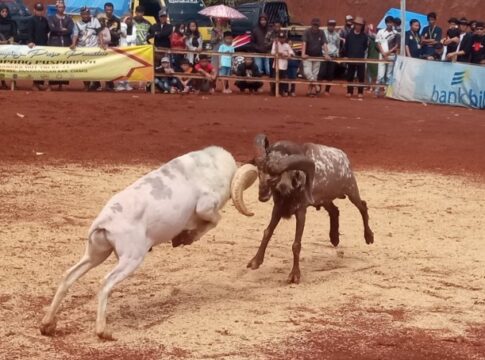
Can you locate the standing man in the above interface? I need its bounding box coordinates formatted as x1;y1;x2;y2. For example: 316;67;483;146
148;8;173;49
421;12;442;58
104;2;120;91
133;5;150;46
339;15;354;43
447;18;473;62
344;16;368;98
71;7;104;91
28;2;50;91
47;0;74;91
405;19;422;58
375;16;397;96
319;19;340;96
469;22;485;65
302;18;329;97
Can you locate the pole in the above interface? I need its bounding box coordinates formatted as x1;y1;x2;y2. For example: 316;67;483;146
400;0;406;56
275;41;280;97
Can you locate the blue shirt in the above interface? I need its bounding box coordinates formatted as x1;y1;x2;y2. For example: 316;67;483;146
421;25;442;55
405;30;421;58
218;43;235;68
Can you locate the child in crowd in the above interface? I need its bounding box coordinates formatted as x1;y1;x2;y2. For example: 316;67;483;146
235;57;263;93
217;31;235;94
155;57;181;93
97;13;111;49
178;59;195;93
116;15;136;91
194;54;217;94
271;32;294;96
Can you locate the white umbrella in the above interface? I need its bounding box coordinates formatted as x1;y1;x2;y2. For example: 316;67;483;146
199;4;247;20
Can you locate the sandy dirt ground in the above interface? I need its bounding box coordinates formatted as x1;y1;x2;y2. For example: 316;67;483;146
0;164;484;359
1;91;485;359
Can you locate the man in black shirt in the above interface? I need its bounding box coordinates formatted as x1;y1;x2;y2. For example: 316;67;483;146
344;16;368;98
470;22;485;64
103;2;120;91
28;3;49;91
148;8;173;49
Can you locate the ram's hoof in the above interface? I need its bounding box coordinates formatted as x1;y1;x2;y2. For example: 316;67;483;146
365;231;374;245
97;329;116;341
40;319;57;336
287;269;301;284
247;257;262;270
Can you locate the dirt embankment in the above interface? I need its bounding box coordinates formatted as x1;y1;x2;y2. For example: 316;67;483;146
287;0;485;27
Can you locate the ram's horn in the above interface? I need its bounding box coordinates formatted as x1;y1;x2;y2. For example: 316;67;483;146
231;164;258;216
254;134;269;161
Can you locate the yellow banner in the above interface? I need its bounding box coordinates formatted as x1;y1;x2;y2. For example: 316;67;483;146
0;45;154;81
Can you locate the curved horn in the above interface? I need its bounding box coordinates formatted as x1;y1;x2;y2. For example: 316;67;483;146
231;164;258;217
254;134;269;160
266;154;315;176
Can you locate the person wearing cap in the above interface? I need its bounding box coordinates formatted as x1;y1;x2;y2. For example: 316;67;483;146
469;22;485;64
421;12;442;57
375;16;398;95
133;5;150;45
339;15;354;45
302;18;330;97
27;3;49;91
344;16;368;98
271;31;294;96
405;19;422;58
155;56;181;93
447;18;473;62
148;8;173;49
319;19;341;95
71;7;104;91
46;0;73;91
251;14;271;76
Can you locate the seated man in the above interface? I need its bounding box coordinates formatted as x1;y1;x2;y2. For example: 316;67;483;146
193;55;217;94
235;57;263;93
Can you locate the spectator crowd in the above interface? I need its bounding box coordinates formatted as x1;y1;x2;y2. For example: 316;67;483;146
0;0;484;97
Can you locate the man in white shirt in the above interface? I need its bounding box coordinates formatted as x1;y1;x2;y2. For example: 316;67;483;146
375;16;398;95
320;19;341;95
71;7;104;91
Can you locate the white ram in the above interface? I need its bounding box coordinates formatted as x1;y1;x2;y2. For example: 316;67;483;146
39;146;256;340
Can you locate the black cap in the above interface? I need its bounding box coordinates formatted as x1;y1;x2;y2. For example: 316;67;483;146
34;2;44;11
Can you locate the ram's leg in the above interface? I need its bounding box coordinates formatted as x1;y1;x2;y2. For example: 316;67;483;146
40;230;112;336
323;201;340;247
96;254;145;340
288;208;306;284
96;229;149;340
247;206;281;270
347;177;374;245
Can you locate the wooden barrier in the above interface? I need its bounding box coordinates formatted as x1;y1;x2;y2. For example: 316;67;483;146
153;47;391;96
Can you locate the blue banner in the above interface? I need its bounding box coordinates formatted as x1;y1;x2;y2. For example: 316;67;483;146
387;56;485;110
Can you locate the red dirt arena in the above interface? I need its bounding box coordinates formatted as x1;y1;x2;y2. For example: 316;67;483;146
1;88;484;359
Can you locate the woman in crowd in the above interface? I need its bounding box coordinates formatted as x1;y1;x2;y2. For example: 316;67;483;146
0;4;17;89
170;23;186;71
185;21;202;64
116;15;137;91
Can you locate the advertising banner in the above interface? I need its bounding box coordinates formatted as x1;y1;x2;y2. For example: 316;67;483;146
0;45;154;82
387;56;485;110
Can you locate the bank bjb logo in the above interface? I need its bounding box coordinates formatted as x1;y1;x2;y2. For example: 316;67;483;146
431;69;485;109
451;71;465;86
